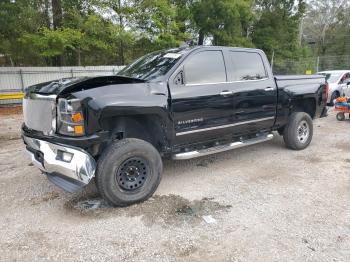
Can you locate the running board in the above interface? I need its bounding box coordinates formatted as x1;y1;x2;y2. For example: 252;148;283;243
172;133;274;160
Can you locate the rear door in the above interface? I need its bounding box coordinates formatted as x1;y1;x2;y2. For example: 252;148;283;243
224;50;277;135
169;49;235;145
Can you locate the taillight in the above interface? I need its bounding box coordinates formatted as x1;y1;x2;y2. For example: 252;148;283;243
325;81;329;100
57;98;85;136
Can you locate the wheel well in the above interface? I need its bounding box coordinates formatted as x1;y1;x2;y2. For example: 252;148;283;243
100;115;168;151
293;98;316;119
331;90;340;98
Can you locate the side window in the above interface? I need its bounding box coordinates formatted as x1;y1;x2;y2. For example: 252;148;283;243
341;73;350;84
184;51;226;85
229;51;267;81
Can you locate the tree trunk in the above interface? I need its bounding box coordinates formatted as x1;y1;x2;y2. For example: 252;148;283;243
52;0;64;65
44;0;51;28
52;0;63;29
117;0;125;65
119;39;125;65
77;48;81;66
198;29;204;45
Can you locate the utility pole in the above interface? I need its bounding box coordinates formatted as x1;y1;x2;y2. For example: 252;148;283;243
299;16;304;46
271;50;275;72
316;56;320;72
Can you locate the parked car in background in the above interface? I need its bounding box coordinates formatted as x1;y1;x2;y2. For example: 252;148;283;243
317;70;350;105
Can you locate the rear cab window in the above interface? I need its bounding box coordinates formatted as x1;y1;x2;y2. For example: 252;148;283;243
228;51;267;81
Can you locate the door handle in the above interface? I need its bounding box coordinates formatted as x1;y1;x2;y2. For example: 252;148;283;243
220;90;233;96
264;87;275;92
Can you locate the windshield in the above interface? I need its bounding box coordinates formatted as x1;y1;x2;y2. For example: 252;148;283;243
320;73;341;84
117;50;183;81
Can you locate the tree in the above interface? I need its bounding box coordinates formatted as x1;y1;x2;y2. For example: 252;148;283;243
303;0;349;56
133;0;189;48
0;0;50;65
20;28;82;65
303;0;350;70
252;0;307;73
93;0;137;65
191;0;254;46
3;0;347;69
80;15;128;65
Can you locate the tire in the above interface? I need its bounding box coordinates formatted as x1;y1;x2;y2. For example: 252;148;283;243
283;112;313;150
277;127;284;136
336;112;345;121
329;91;339;106
96;138;162;207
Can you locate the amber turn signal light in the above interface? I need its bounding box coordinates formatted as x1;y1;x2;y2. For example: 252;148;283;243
74;125;84;135
71;112;83;122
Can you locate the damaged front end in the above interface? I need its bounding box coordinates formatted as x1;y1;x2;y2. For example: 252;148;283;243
23;136;96;192
21;75;154;192
22;78;97;192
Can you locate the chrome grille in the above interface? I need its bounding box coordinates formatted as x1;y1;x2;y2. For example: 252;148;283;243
23;94;56;135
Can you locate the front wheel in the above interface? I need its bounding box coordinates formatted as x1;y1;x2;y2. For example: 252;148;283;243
283;112;313;150
96;138;162;207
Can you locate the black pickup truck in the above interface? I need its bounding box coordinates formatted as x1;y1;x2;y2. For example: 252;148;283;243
22;46;328;206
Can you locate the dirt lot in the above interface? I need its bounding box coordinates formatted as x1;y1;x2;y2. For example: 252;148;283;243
0;109;349;261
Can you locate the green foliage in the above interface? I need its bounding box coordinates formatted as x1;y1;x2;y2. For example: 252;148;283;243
252;0;308;73
191;0;254;46
1;0;346;72
22;28;83;58
18;16;123;65
131;0;191;53
303;0;350;71
0;0;48;65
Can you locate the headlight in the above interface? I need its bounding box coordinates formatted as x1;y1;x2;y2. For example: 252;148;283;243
57;98;85;136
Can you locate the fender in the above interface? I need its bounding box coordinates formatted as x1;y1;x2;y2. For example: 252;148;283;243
72;82;174;152
274;75;327;129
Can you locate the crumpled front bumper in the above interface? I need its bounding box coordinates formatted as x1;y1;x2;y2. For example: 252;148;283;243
23;135;96;192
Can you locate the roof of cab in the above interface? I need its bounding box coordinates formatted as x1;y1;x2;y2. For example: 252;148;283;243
171;45;264;54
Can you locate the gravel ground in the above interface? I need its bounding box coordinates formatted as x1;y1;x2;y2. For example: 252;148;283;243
0;110;349;261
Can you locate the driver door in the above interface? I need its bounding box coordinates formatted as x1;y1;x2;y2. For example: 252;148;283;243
169;49;236;146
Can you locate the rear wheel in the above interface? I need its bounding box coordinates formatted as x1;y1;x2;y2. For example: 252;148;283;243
283;112;313;150
96;138;162;207
336;112;345;121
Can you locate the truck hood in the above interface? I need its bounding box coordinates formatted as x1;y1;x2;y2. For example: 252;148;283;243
25;76;146;96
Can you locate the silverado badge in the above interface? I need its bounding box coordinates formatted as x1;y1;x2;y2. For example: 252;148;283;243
177;118;204;125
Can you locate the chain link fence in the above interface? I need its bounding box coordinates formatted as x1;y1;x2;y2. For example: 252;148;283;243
1;55;349;105
272;55;350;75
0;66;124;105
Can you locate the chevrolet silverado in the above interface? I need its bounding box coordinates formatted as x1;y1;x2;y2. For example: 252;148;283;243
22;46;328;206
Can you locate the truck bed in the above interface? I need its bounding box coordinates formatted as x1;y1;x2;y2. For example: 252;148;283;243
275;74;326;96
